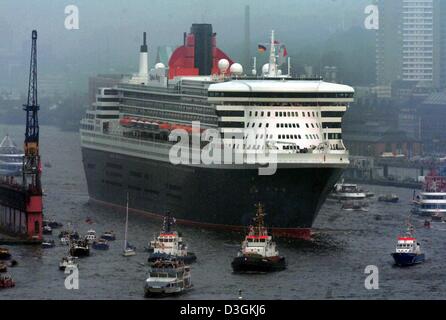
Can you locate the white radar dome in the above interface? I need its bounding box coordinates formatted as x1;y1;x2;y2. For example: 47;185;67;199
262;64;270;75
155;63;166;69
218;59;230;74
230;63;244;76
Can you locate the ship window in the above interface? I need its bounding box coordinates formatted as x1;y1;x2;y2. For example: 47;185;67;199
306;124;309;128
255;112;258;117
302;112;305;117
275;112;278;117
261;112;264;117
266;123;269;128
259;123;263;128
268;112;271;117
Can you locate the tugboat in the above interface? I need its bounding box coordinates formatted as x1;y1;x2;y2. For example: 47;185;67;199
59;256;78;271
391;224;425;267
101;231;116;241
231;204;286;273
92;238;110;250
0;247;11;260
0;275;15;289
70;239;90;257
144;259;192;297
147;212;197;264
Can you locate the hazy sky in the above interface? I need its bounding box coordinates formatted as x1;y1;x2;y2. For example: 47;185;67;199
0;0;371;90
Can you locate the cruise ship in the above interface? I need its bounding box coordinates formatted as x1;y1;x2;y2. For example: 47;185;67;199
80;24;355;239
0;135;24;177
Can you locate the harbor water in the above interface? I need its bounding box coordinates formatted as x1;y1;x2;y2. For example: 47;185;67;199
1;125;446;300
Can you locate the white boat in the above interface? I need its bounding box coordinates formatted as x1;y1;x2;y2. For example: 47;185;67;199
147;212;196;264
84;229;97;243
123;193;136;257
329;182;367;201
59;256;78;271
60;236;70;246
413;168;446;216
144;260;192;297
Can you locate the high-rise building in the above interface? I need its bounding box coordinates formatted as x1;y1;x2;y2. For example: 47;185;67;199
376;0;446;88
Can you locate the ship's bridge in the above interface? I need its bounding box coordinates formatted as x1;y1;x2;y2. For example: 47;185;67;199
208;79;354;154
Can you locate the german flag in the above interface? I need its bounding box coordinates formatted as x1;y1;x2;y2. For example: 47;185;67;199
258;44;267;53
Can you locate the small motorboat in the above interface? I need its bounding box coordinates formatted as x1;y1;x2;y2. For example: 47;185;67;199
341;201;369;212
391;224;425;267
431;212;443;222
42;239;56;249
60;236;70;246
101;231;116;241
0;248;11;261
92;239;110;250
43;225;53;235
0;275;15;289
84;229;97;244
0;263;7;273
7;260;18;268
45;219;63;229
144;259;192;297
231;203;286;273
147;212;197;264
69;240;90;257
378;194;399;203
59;256;78;271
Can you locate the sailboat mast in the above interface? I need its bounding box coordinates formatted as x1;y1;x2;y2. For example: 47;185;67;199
124;192;129;250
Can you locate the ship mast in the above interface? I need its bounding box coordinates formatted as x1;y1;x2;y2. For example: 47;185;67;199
267;30;278;77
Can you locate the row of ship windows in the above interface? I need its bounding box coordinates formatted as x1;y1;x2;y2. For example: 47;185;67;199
219;102;347;107
121;106;217;125
244;122;321;129
209;92;354;99
81;124;94;131
278;134;320;140
249;111;320;118
122;98;215;116
220;121;341;129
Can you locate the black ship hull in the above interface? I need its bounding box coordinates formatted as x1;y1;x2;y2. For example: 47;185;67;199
232;255;286;273
82;148;344;239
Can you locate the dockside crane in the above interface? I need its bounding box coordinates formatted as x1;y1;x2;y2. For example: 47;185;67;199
22;30;41;195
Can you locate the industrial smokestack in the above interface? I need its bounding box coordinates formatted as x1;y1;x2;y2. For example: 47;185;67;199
139;32;148;78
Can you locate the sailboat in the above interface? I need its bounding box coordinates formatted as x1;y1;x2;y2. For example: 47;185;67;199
122;193;136;257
